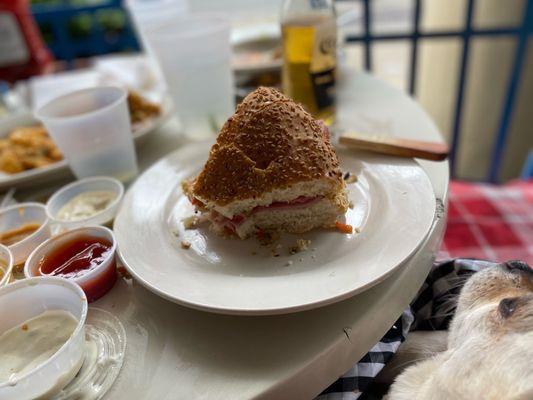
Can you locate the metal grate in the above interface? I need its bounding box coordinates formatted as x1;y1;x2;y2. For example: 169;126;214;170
31;0;140;66
341;0;533;182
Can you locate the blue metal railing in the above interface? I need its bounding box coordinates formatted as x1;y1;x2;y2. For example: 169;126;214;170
31;0;140;65
342;0;533;182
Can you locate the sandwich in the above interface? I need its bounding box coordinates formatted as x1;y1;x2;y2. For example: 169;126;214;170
183;87;349;239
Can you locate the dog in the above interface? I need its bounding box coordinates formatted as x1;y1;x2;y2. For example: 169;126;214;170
386;261;533;400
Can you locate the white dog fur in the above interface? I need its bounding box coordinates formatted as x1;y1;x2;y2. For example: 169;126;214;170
386;261;533;400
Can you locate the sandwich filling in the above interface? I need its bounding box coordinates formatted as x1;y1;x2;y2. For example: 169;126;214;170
208;196;323;233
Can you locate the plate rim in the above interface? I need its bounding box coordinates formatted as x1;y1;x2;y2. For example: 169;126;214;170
115;140;437;315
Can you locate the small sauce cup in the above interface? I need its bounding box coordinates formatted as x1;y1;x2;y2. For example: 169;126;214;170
0;244;13;287
0;276;87;399
46;176;124;231
25;226;117;302
0;203;51;266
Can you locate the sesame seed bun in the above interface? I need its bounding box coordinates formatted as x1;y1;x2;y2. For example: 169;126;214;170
191;87;345;207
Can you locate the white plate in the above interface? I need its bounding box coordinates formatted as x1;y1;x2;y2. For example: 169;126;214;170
0;97;173;189
115;141;436;315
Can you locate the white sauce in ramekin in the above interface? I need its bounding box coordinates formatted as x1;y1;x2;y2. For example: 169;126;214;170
0;310;78;384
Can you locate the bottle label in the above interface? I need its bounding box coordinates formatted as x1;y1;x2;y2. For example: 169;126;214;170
0;12;30;67
310;18;336;109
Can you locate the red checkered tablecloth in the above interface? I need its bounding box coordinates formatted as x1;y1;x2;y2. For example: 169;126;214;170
438;180;533;264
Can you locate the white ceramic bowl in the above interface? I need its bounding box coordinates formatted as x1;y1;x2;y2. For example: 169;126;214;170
0;203;51;265
0;244;13;287
46;176;124;231
0;277;88;400
25;226;118;302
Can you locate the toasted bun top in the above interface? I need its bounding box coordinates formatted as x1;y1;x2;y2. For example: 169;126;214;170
191;87;343;206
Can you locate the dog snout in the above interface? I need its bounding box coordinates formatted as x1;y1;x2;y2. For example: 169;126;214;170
503;261;532;274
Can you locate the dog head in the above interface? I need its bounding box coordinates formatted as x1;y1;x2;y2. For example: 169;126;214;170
450;260;533;346
388;261;533;400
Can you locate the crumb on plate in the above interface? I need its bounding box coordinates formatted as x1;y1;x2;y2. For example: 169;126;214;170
180;241;191;249
182;215;201;229
256;230;280;246
117;266;132;280
289;238;311;255
343;172;358;184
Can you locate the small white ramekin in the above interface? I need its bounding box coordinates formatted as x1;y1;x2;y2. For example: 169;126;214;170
0;244;13;287
0;203;51;265
24;226;117;302
0;276;88;400
46;176;124;231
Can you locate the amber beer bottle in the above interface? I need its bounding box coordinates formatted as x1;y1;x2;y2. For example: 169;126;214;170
281;0;336;123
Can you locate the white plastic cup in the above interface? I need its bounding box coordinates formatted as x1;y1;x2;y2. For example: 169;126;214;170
25;226;118;303
0;277;88;400
46;176;124;231
124;0;189;93
0;244;13;287
126;0;189;50
0;203;51;266
35;87;138;182
145;13;235;139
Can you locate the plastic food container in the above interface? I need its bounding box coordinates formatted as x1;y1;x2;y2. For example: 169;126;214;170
0;277;88;400
0;245;13;287
35;86;138;181
46;176;124;231
25;226;118;302
0;203;51;265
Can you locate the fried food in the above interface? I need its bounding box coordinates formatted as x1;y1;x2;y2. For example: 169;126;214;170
0;126;63;174
127;91;161;125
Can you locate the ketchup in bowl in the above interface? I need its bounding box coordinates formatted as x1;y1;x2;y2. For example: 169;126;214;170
35;232;117;302
39;236;112;278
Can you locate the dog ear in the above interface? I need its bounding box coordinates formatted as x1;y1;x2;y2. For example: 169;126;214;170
503;261;532;273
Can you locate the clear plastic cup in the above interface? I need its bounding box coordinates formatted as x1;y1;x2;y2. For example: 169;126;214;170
35;87;138;182
0;203;51;266
125;0;189;49
46;176;124;231
0;277;88;399
145;13;235;139
0;244;13;287
25;226;118;303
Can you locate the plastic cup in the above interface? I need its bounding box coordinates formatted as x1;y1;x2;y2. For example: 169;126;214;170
125;0;189;49
35;87;138;182
0;277;87;399
0;203;51;266
46;176;124;231
0;244;13;287
25;226;118;303
145;13;235;139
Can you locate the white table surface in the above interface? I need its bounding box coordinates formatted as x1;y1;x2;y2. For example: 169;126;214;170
23;70;449;400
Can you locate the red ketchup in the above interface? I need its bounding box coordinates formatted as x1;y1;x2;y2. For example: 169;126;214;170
38;235;116;302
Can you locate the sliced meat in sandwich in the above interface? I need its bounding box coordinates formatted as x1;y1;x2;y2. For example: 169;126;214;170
183;86;349;239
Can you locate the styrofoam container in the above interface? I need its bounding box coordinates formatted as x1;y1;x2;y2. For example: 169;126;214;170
0;245;13;287
0;277;88;400
46;176;124;231
25;226;118;302
0;203;51;265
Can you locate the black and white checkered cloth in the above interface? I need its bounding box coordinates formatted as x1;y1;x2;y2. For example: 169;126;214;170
315;258;508;400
